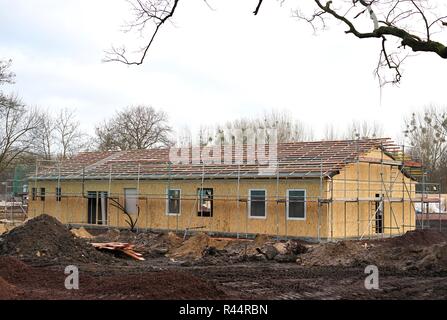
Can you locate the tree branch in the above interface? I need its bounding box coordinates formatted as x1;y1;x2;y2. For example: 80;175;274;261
314;0;447;59
253;0;264;15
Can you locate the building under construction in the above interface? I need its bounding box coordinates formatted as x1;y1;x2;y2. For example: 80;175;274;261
26;138;441;241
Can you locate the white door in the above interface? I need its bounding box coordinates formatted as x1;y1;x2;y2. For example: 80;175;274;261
124;188;138;215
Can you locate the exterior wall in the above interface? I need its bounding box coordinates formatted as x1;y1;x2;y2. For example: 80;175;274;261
28;178;329;240
330;149;417;239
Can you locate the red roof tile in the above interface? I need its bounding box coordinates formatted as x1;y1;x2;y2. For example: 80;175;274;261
33;138;398;180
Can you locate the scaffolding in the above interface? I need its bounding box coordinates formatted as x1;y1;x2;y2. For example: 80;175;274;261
25;139;445;242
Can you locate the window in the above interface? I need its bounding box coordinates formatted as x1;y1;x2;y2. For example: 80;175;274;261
287;190;306;220
31;188;37;201
167;189;181;215
56;187;62;202
198;188;213;217
249;190;266;218
87;191;108;225
124;188;138;215
375;193;384;234
40;188;46;202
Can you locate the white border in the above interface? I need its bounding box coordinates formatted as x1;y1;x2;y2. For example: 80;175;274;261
287;189;306;221
248;189;267;219
166;188;182;216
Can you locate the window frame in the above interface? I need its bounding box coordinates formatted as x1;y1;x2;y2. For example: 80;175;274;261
56;187;62;202
87;191;108;225
166;188;181;216
248;189;267;219
286;189;307;221
197;188;214;217
31;187;37;201
40;188;46;202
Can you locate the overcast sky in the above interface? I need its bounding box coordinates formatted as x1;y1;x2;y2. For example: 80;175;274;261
1;0;446;141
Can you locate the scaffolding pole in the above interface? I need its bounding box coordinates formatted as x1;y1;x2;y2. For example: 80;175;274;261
317;161;323;242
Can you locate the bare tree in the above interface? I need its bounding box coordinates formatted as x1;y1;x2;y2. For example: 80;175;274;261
31;109;55;160
95;105;173;151
258;110;314;143
174;125;193;147
323;124;343;140
405;106;447;174
0;60;15;107
186;109;313;146
106;0;447;85
95;120;117;151
0;60;41;173
345;120;384;139
197;125;216;147
55;108;88;160
323;120;383;140
0;59;14;86
0;95;41;173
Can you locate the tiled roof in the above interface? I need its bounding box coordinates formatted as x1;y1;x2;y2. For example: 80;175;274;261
32;138;398;180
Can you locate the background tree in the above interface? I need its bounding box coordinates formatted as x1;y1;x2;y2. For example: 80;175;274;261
345;120;384;140
0;59;15;107
181;109;314;146
323;120;383;140
54;108;89;160
105;0;447;85
95;105;173;151
0;60;41;174
323;124;342;141
253;110;314;143
30;108;90;160
405;106;447;189
175;125;193;147
31;109;55;160
0;95;41;173
0;60;14;86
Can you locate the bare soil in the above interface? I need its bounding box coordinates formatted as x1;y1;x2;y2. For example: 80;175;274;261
297;230;447;272
1;215;447;300
0;215;116;265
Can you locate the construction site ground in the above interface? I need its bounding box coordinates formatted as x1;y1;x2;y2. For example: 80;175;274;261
1;215;447;300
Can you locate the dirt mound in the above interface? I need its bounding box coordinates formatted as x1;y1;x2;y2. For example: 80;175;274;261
411;242;447;272
297;241;366;267
136;231;183;250
0;276;22;300
0;215;115;264
139;232;184;257
163;232;184;248
0;256;32;276
93;228;121;242
168;233;230;260
253;234;271;247
386;229;447;247
298;230;447;270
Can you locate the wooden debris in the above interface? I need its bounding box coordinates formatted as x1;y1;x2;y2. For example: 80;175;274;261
91;242;145;261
